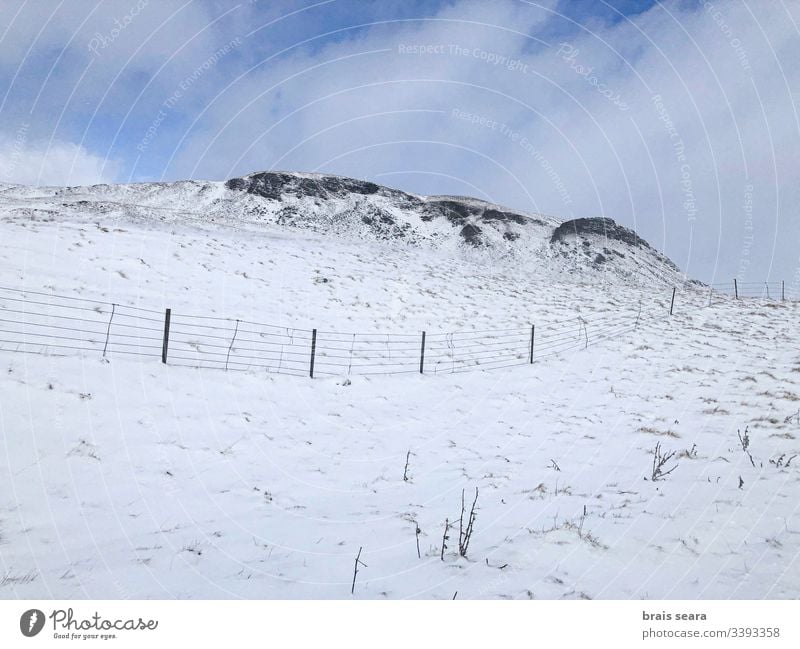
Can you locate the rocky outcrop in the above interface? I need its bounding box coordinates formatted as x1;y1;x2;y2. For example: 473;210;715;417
550;217;680;273
551;217;646;248
227;172;385;201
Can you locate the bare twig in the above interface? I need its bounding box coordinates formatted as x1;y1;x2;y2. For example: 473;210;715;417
738;427;756;467
403;450;412;482
770;454;797;469
440;519;450;561
351;546;367;595
651;441;678;481
458;487;479;558
738;427;750;451
415;525;421;559
458;490;465;554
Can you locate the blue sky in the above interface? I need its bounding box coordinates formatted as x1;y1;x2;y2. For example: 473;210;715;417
0;0;798;285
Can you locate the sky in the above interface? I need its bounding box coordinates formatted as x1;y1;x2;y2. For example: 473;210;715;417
0;0;798;285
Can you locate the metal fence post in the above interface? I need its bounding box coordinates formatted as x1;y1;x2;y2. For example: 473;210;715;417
309;329;317;378
734;278;739;299
782;280;785;302
419;331;426;374
670;287;676;316
161;308;171;364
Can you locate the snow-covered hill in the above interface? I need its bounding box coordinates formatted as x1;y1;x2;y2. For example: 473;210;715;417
1;172;798;601
0;171;683;286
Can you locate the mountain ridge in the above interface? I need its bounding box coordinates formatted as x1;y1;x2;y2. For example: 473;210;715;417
0;170;684;285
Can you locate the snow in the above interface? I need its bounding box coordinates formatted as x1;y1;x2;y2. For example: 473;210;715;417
0;176;798;599
0;172;684;285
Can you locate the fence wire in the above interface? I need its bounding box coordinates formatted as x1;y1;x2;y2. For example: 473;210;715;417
0;281;794;378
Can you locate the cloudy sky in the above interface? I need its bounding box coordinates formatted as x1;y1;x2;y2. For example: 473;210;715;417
0;0;797;284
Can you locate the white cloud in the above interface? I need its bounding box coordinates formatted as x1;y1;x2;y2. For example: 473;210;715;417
0;135;120;186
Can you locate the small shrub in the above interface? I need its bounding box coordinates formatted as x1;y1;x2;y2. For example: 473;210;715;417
650;442;678;481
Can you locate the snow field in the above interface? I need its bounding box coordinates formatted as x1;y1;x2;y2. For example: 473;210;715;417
0;213;798;599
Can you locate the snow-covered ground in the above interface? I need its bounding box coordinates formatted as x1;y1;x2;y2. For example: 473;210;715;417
0;193;799;599
0;172;684;286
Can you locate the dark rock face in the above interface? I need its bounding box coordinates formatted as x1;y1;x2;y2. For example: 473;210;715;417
427;200;478;225
356;204;397;228
460;223;483;245
550;217;648;248
551;216;680;272
481;209;528;225
226;172;384;201
423;200;536;227
227;174;545;241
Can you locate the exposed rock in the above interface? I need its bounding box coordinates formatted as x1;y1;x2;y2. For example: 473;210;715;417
551;217;647;248
427;200;478;225
480;209;528;225
226;172;383;201
460;223;483;245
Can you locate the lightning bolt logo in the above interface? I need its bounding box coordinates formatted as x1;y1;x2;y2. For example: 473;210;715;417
20;608;45;637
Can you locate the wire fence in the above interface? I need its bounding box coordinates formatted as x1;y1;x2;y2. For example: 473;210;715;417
0;286;162;359
155;307;652;377
708;280;798;301
0;280;795;378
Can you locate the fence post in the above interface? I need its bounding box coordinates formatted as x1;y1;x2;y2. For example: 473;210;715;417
734;278;739;299
102;303;115;358
225;319;239;371
669;287;676;316
529;325;535;364
161;308;171;364
782;280;785;302
309;329;317;378
419;331;426;374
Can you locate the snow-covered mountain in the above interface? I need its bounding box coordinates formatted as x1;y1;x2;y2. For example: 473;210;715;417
0;171;683;285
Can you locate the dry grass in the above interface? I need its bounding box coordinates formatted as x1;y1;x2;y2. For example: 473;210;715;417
639;426;681;438
751;416;782;425
702;407;730;415
0;569;37;587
